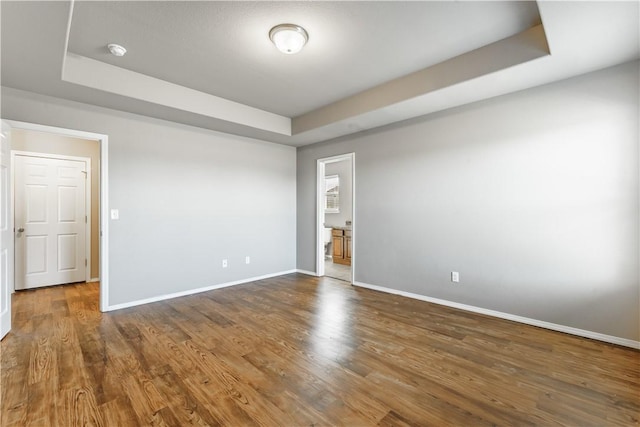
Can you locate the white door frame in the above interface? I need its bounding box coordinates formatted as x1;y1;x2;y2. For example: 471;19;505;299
1;121;14;339
316;153;355;283
12;151;92;286
5;120;110;312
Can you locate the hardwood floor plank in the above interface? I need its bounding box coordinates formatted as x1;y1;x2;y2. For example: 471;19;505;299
1;276;638;426
61;386;105;427
178;375;260;427
110;353;168;424
242;348;352;425
98;398;139;426
179;339;296;426
25;380;59;426
151;364;223;427
55;318;92;392
377;409;424;427
1;366;29;426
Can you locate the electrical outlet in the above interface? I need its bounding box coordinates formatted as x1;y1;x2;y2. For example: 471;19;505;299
451;271;460;283
222;259;228;268
245;256;250;264
110;209;119;220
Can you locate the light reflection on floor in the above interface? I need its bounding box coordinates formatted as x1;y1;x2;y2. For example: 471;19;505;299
310;280;355;364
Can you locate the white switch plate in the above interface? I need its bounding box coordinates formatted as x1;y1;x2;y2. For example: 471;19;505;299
451;271;460;283
110;209;119;220
245;256;250;264
222;259;228;268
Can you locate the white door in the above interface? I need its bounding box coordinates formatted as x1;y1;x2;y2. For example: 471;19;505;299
0;121;13;339
14;155;87;290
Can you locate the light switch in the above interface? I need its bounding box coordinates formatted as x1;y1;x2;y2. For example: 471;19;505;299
111;209;119;220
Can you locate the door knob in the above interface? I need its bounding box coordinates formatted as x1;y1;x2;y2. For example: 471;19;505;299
17;227;24;233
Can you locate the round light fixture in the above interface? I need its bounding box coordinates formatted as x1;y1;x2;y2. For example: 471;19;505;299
107;43;127;57
269;24;308;54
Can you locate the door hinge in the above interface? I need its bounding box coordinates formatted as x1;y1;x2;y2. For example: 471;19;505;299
85;259;87;267
85;215;87;224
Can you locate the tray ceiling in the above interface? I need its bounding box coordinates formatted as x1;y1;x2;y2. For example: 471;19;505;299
67;1;541;117
1;1;638;146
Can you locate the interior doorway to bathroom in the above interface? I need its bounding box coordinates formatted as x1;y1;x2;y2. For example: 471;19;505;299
316;153;354;283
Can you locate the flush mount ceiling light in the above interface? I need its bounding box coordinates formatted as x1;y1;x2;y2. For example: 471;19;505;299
107;43;127;57
269;24;308;54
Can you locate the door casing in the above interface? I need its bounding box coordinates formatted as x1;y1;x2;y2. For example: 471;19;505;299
316;153;355;282
4;120;110;312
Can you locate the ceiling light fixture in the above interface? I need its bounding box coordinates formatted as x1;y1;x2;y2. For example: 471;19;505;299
269;24;308;54
107;43;127;57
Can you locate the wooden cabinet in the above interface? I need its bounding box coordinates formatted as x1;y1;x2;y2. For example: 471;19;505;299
332;228;351;266
332;232;343;259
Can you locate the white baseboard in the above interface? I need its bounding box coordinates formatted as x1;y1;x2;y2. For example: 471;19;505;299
87;277;100;283
353;281;640;350
104;269;297;312
295;269;319;277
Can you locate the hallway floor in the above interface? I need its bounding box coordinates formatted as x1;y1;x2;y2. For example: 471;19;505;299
324;259;351;282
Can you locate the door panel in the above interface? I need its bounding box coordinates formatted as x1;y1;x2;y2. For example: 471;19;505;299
1;121;12;339
15;155;86;290
58;186;78;221
27;185;47;222
26;235;47;274
58;234;78;271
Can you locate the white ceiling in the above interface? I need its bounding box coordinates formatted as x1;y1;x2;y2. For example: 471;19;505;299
1;1;638;147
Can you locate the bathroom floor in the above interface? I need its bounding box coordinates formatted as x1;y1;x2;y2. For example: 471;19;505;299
324;259;351;282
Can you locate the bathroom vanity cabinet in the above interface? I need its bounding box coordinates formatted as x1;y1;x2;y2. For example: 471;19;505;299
332;228;351;266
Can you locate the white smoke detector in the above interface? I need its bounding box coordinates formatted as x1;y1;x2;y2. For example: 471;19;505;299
107;43;127;57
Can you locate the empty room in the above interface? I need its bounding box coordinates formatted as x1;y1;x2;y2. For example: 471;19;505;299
0;1;638;425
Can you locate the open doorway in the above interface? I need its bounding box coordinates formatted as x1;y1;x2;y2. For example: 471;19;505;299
5;121;109;313
316;153;355;283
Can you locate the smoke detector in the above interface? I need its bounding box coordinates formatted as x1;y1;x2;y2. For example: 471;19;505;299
107;43;127;57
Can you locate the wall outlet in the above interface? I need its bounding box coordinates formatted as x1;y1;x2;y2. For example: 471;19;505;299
222;259;228;268
245;256;250;264
451;271;460;283
110;209;119;220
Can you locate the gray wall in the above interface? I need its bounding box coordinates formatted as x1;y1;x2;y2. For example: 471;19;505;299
2;87;296;306
11;129;100;279
297;61;639;341
324;159;352;228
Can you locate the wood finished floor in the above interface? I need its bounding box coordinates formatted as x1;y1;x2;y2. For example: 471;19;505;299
1;274;638;426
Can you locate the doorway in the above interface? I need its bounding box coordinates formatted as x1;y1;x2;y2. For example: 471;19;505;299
316;153;355;283
4;120;109;314
13;153;90;290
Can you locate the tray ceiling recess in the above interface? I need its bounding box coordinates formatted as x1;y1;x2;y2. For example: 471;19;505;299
61;1;547;142
2;1;637;146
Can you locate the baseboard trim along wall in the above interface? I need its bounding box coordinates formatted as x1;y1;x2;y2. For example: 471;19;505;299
105;270;297;311
353;281;640;350
295;269;319;277
102;268;639;349
88;278;100;283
